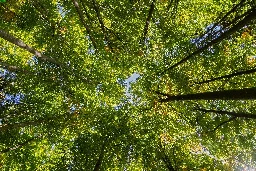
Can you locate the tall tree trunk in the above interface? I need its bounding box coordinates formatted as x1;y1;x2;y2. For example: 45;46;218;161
160;7;256;74
93;138;108;171
0;30;62;67
156;87;256;102
195;108;256;119
142;0;156;43
196;68;256;84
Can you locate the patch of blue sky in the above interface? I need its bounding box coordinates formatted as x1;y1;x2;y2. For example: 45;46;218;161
191;24;226;49
57;3;67;18
114;73;141;110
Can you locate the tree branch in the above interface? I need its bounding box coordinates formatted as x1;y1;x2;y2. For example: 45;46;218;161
208;117;236;132
0;135;42;154
72;0;97;49
195;67;256;84
91;0;111;46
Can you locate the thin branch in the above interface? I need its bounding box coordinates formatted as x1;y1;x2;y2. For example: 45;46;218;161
142;0;156;43
160;7;256;74
91;0;111;46
0;59;30;74
72;0;97;49
195;67;256;84
208;117;236;133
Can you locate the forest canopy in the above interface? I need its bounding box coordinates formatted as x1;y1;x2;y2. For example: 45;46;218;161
0;0;256;170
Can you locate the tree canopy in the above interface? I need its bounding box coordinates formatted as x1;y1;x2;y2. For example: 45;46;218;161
0;0;256;170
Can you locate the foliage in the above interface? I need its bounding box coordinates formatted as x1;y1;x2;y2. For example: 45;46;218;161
0;0;256;170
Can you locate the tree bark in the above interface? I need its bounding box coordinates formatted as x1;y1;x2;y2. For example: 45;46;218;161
0;29;62;67
196;68;256;84
157;87;256;102
195;108;256;119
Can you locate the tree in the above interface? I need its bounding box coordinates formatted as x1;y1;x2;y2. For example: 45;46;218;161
0;0;256;170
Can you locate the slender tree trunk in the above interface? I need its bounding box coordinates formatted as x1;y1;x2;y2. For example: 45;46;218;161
160;7;256;74
93;138;108;171
72;0;97;49
0;29;62;67
196;68;256;84
142;0;156;43
195;108;256;119
157;87;256;102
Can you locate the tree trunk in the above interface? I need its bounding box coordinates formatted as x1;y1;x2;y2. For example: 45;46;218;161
157;87;256;102
142;0;156;43
196;68;256;84
161;7;256;73
159;141;176;171
195;108;256;119
0;29;62;67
